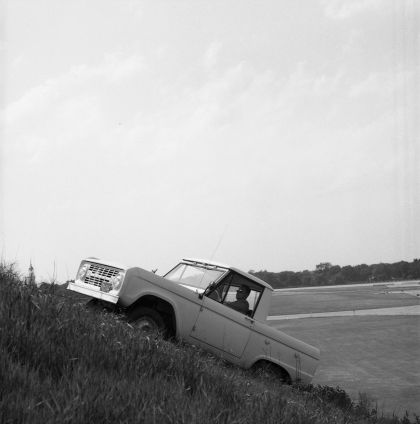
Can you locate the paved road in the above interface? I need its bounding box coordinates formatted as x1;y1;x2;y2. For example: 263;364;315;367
268;304;420;320
267;282;420;417
273;280;420;292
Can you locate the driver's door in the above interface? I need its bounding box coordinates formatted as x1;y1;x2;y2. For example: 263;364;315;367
190;294;254;358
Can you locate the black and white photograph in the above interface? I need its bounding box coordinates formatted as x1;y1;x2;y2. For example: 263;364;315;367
0;1;419;422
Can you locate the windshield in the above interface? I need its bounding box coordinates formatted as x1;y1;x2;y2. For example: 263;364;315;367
164;263;227;290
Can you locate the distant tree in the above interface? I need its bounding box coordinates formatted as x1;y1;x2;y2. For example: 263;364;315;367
252;258;418;288
409;259;420;278
372;263;391;281
300;270;313;287
329;265;341;274
391;261;410;279
331;273;345;285
316;262;332;273
341;265;358;282
353;264;370;282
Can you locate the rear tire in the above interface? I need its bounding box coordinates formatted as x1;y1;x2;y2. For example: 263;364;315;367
128;307;166;335
252;361;291;385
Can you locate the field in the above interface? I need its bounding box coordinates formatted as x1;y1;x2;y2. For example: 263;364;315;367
268;282;420;416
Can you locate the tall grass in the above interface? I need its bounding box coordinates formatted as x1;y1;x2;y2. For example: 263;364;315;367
0;263;418;424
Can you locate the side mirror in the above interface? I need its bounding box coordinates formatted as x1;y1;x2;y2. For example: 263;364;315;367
200;281;216;300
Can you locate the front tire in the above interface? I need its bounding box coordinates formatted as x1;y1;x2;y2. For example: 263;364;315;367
128;307;166;335
86;298;109;312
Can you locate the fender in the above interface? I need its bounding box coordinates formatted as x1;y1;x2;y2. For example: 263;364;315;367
128;289;183;337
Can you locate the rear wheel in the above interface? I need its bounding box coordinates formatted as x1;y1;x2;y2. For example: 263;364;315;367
252;361;291;385
128;307;166;335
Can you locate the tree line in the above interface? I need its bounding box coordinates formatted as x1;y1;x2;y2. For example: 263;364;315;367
250;258;420;289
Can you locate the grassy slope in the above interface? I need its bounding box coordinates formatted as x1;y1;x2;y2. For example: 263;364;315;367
0;265;418;424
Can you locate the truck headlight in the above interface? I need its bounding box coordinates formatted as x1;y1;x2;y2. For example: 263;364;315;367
109;271;125;291
77;263;90;281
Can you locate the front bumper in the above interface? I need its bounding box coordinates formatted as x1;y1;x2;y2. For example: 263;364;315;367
67;281;119;304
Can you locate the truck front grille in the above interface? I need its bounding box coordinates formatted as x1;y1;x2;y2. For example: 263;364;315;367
85;264;120;288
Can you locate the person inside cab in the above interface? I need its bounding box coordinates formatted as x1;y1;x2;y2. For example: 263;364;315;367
226;285;250;314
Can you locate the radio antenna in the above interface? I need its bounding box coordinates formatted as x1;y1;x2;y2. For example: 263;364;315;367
210;224;229;261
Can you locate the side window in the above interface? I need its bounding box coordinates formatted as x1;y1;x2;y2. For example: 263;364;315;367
206;272;263;317
247;289;262;313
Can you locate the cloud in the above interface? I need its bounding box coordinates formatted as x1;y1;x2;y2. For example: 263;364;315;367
3;54;144;125
1;53;147;191
125;0;144;19
282;62;345;100
348;69;409;98
202;41;222;69
75;53;145;83
9;54;26;70
3;52;399;197
321;0;382;19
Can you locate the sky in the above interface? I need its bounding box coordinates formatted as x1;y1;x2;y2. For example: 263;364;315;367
1;0;419;283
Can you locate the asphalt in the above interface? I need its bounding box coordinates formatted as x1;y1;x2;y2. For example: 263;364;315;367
267;304;420;321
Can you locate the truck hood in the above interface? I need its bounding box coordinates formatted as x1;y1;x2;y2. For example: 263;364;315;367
179;283;205;294
82;257;129;271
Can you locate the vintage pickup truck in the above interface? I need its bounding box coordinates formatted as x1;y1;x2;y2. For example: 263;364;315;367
68;257;320;384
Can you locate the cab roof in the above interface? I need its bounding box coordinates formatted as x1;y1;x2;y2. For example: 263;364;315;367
183;258;273;291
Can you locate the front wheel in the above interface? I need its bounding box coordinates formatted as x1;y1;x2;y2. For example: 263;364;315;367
128;307;166;335
86;298;110;312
